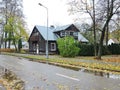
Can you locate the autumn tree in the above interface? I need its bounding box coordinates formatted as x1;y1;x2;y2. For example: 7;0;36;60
4;16;28;51
0;0;28;49
68;0;120;59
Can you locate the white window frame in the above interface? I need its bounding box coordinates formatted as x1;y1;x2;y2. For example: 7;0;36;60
69;31;74;36
51;43;56;51
60;31;65;37
73;32;78;36
65;31;70;36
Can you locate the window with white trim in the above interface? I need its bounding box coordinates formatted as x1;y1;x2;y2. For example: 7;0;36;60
51;43;56;51
60;31;65;37
70;31;74;36
73;32;78;36
65;31;69;36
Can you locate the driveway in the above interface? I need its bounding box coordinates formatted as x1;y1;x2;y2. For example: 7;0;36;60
0;55;120;90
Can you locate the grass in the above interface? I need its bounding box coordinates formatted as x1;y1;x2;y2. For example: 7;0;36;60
102;55;120;63
2;52;120;74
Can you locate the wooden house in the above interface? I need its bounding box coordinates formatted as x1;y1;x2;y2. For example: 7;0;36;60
28;24;88;54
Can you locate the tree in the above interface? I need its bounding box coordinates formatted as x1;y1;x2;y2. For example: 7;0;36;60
68;0;97;56
4;15;28;51
18;38;22;52
57;36;80;57
97;0;120;59
68;0;120;59
0;0;27;49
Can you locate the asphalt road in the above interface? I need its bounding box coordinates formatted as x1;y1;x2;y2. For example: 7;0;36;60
0;84;6;90
0;55;120;90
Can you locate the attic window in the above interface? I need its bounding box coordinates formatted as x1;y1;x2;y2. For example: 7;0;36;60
33;32;39;36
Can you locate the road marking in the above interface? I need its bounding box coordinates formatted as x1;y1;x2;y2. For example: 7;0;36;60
17;62;24;65
56;73;80;81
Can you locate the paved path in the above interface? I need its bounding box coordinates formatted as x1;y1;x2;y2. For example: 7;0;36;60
0;55;120;90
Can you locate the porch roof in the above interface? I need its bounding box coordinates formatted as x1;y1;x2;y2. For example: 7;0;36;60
78;33;89;42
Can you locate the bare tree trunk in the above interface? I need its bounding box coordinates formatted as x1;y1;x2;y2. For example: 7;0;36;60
4;32;7;48
98;30;105;59
8;39;11;48
105;25;109;45
105;0;110;46
97;0;114;59
93;0;97;57
4;0;8;49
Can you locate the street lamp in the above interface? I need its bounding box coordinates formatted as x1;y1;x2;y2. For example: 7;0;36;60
38;3;49;59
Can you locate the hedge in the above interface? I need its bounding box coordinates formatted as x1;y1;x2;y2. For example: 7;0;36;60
78;43;120;56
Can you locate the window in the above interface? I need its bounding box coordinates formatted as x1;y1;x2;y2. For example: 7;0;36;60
33;32;39;36
51;43;56;51
73;32;78;36
65;31;69;36
70;31;74;36
60;31;65;37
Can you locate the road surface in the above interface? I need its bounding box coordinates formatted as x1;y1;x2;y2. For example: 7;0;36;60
0;84;6;90
0;55;120;90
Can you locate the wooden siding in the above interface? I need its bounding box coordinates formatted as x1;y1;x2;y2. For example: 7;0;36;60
29;28;46;53
54;24;79;40
29;27;57;54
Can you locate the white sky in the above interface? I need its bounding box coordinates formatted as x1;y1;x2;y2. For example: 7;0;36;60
23;0;74;31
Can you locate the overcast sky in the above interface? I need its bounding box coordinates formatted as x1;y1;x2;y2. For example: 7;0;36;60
23;0;74;31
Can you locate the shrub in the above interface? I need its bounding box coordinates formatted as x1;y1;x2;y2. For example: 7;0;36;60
78;43;120;56
108;43;120;55
57;36;80;57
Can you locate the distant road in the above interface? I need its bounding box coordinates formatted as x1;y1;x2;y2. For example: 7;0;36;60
0;55;120;90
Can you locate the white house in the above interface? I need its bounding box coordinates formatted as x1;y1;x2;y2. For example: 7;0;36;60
108;39;119;45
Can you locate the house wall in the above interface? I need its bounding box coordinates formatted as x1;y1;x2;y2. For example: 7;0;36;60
28;27;57;54
29;28;46;53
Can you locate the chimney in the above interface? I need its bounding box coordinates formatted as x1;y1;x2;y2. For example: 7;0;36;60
50;25;55;29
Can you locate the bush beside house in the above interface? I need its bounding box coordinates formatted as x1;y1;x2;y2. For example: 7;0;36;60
57;36;80;57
